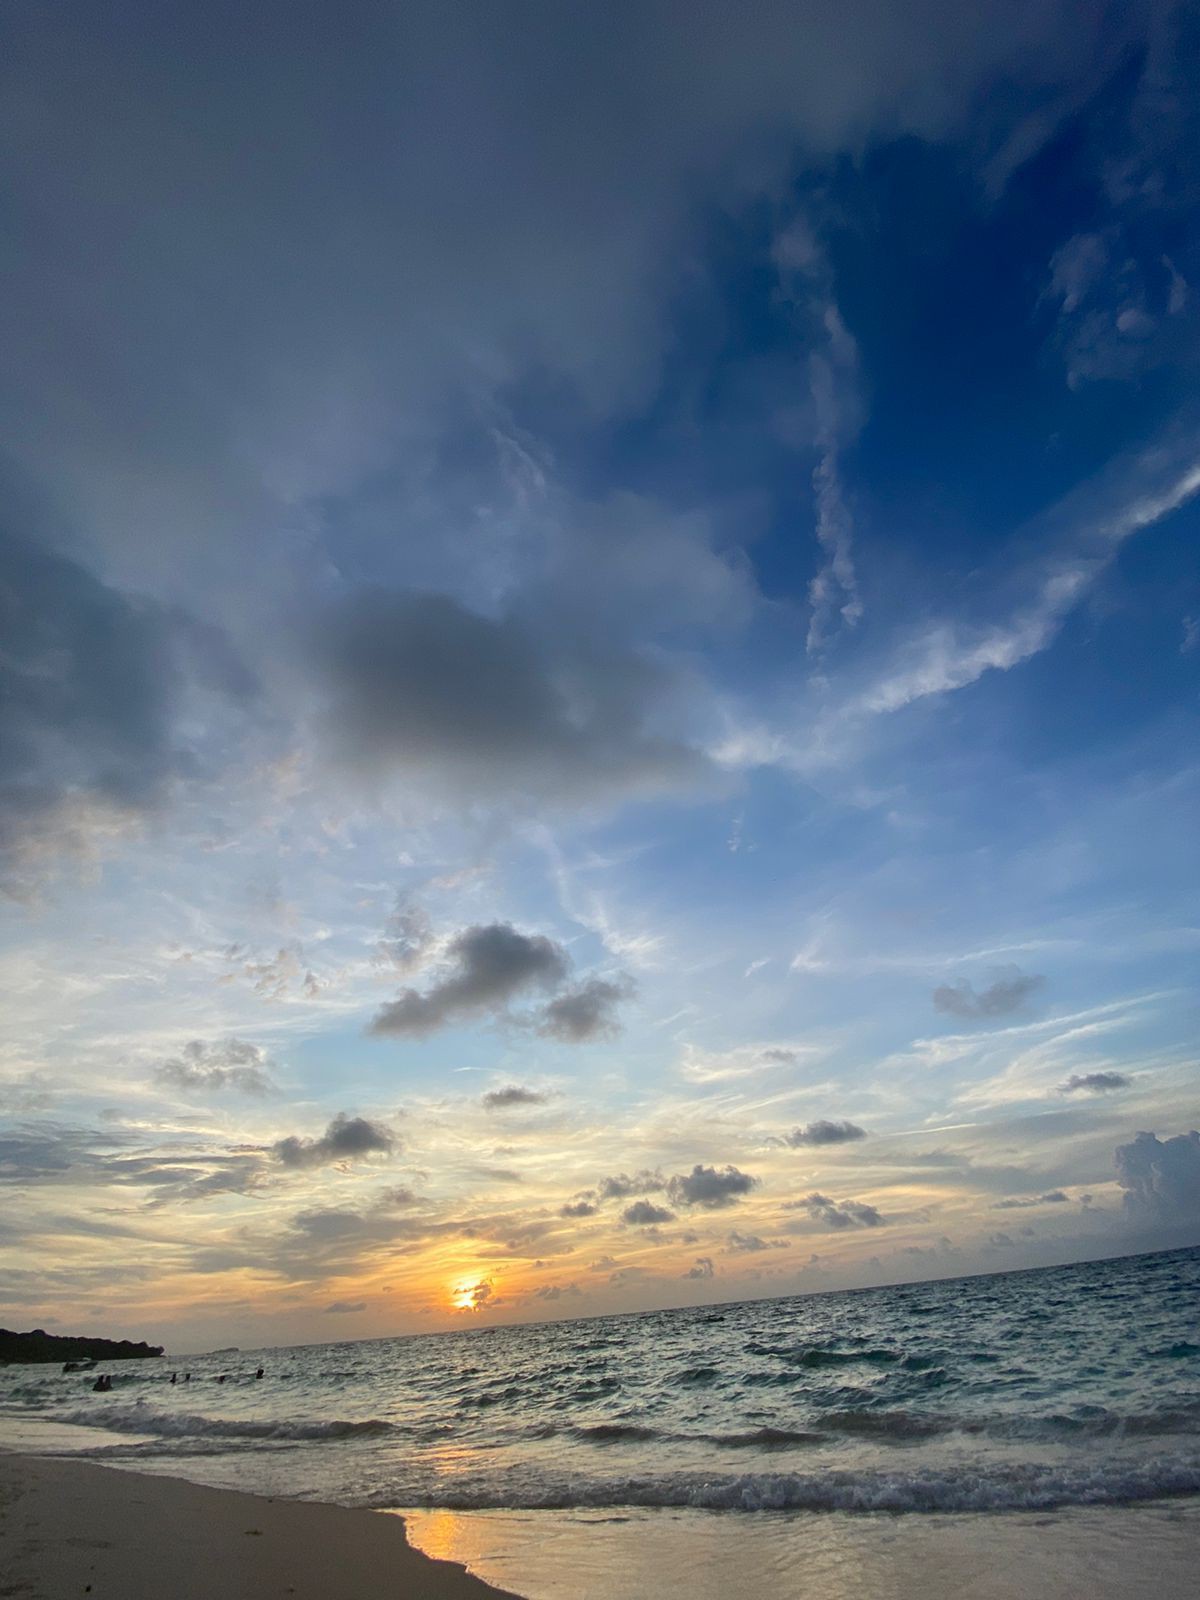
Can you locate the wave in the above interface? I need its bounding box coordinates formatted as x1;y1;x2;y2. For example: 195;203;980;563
59;1407;397;1442
572;1423;663;1444
365;1454;1200;1514
705;1427;822;1450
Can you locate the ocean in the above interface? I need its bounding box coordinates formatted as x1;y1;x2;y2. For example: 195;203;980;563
3;1246;1199;1597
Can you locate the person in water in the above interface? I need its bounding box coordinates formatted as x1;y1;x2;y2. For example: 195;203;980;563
255;1368;264;1379
91;1375;112;1393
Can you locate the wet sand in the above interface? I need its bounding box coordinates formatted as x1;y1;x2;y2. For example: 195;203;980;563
400;1497;1200;1600
0;1455;520;1600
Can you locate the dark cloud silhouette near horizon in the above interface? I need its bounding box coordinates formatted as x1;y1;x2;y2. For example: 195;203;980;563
933;967;1045;1019
790;1190;887;1229
666;1164;757;1209
272;1113;396;1169
621;1199;676;1226
785;1119;867;1147
682;1256;715;1280
596;1169;667;1201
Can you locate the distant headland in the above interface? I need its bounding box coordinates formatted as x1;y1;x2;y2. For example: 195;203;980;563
0;1328;164;1365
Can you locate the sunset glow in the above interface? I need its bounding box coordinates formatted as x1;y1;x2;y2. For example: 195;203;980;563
1;0;1197;1358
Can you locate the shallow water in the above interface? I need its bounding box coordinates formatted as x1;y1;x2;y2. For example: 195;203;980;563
3;1247;1198;1593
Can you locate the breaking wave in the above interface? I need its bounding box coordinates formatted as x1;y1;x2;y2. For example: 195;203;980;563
60;1407;396;1442
366;1455;1200;1514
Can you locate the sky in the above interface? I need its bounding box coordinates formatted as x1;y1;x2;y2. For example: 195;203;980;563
1;1;1198;1351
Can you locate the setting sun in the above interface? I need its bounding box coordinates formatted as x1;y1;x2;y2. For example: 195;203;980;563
449;1277;493;1313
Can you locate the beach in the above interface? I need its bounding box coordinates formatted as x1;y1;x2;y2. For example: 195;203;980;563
3;1252;1199;1598
0;1455;518;1600
3;1455;1199;1600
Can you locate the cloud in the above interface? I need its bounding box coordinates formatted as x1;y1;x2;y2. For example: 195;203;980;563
370;922;569;1037
992;1191;1069;1209
621;1199;675;1226
774;229;864;655
456;1278;496;1311
784;1119;866;1147
533;1282;581;1301
596;1169;666;1201
858;453;1200;721
323;1300;366;1314
1061;1071;1130;1093
154;1039;276;1095
1115;1130;1200;1224
272;1113;395;1169
316;590;704;810
375;896;434;974
933;967;1044;1019
0;528;250;894
725;1231;784;1253
0;1125;269;1205
791;1191;886;1229
537;975;634;1042
666;1164;757;1209
559;1199;597;1218
682;1257;715;1280
482;1085;547;1110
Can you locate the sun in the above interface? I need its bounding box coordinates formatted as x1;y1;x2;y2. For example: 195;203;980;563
450;1279;480;1312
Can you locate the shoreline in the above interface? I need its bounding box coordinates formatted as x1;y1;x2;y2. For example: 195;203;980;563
0;1453;522;1600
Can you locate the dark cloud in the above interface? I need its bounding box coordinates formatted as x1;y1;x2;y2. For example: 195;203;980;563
323;1300;366;1314
316;590;703;808
559;1199;597;1218
533;1282;581;1301
621;1199;675;1226
725;1230;783;1252
537;975;635;1042
933;967;1045;1019
482;1085;547;1110
272;1113;395;1168
993;1191;1069;1209
666;1164;757;1209
596;1169;666;1201
154;1039;276;1095
1115;1130;1200;1224
790;1191;886;1229
784;1119;866;1147
0;529;249;893
0;1124;266;1205
682;1257;715;1280
457;1278;495;1311
370;921;569;1037
1061;1071;1130;1093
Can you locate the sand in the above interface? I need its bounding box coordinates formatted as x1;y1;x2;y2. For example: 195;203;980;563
0;1455;521;1600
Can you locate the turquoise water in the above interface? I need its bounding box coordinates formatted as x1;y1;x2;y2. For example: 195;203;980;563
3;1247;1198;1520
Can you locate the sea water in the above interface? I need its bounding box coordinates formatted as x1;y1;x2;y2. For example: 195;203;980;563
3;1247;1198;1596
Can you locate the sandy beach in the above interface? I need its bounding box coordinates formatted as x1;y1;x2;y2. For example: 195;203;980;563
0;1455;520;1600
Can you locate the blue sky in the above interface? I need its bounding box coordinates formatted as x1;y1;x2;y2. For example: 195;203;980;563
1;1;1198;1347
